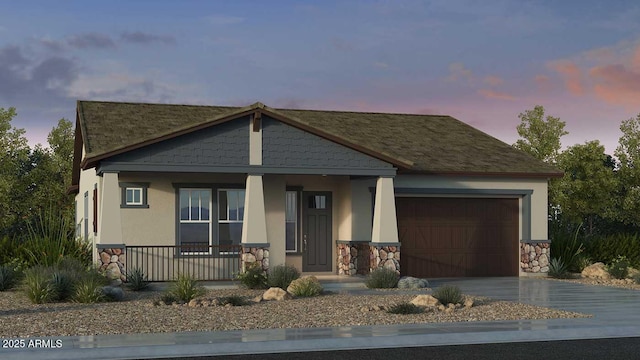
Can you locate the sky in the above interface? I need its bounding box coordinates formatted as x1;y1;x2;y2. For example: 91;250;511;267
2;0;640;155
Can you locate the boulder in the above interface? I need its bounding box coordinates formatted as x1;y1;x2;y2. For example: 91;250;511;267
101;286;124;301
105;262;122;280
410;294;440;307
463;297;474;308
100;252;111;264
262;287;292;301
582;262;611;279
398;276;429;289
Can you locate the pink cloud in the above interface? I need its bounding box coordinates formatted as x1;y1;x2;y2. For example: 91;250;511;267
549;60;584;96
590;64;640;109
483;75;504;86
477;89;516;101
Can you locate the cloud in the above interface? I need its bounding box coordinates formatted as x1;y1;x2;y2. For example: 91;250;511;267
206;15;245;25
590;64;640;109
0;45;77;106
477;89;516;101
120;31;176;45
38;37;66;52
446;62;472;82
549;60;584;95
67;33;116;49
483;75;503;86
373;61;389;69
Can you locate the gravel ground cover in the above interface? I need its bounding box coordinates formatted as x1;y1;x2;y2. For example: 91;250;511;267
0;288;588;338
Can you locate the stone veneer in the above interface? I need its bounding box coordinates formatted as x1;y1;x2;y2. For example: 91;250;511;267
241;245;270;273
370;244;401;274
337;241;369;276
520;242;550;274
98;245;127;282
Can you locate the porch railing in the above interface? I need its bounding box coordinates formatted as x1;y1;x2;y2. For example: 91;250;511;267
125;244;242;282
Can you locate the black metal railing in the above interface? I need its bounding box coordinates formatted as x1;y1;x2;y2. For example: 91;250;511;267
125;244;242;281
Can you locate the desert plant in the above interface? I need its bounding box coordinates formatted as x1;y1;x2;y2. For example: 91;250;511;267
126;267;150;291
168;273;205;302
0;264;20;291
547;257;570;278
585;233;640;269
0;236;23;265
607;256;630;280
236;263;268;289
50;270;77;301
21;207;91;267
23;266;56;304
159;292;178;304
550;222;585;272
288;276;323;297
218;295;250;306
268;264;300;289
432;285;463;305
73;275;106;303
364;268;399;289
574;254;592;273
386;302;424;315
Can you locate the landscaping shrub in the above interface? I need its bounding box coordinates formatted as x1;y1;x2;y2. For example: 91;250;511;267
167;273;205;302
585;233;640;269
386;302;424;315
0;236;22;265
432;285;463;305
0;264;20;291
50;270;77;301
236;263;268;289
287;276;323;297
550;222;585;272
22;207;91;267
607;256;630;280
574;254;592;273
218;295;250;306
547;258;570;279
73;274;107;303
364;268;399;289
126;267;150;291
268;264;300;289
159;292;178;304
23;266;56;304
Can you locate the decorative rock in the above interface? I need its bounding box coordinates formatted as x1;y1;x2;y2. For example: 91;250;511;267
379;250;387;259
188;299;199;307
398;276;429;289
539;256;549;267
110;255;119;263
444;307;455;314
531;260;539;267
262;257;269;270
582;262;610;279
109;279;122;287
256;249;264;261
101;286;124;301
350;247;357;258
437;304;446;311
540;266;549;273
105;262;122;280
463;298;474;308
113;248;122;255
252;295;263;303
262;287;292;301
410;295;440;307
532;266;541;272
118;254;126;263
263;250;269;258
242;253;256;263
100;252;111;264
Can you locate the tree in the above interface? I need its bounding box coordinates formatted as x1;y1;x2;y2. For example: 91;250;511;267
555;141;617;234
614;113;640;226
513;105;568;164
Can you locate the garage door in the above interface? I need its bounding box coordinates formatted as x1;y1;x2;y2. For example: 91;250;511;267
396;197;519;277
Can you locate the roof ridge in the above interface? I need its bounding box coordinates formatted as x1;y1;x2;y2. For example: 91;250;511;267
77;99;242;110
277;107;450;117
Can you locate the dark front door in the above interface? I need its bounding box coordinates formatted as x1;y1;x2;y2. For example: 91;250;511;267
303;192;332;272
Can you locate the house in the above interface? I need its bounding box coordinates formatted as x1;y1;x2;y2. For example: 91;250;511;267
69;100;561;281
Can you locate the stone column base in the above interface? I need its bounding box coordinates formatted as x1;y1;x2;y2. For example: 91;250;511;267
520;241;550;274
97;244;126;282
369;243;401;275
241;244;270;274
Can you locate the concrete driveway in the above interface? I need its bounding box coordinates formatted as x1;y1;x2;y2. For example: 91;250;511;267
3;277;639;360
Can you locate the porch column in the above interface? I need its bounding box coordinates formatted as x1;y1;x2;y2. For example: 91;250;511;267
241;174;270;273
370;176;401;274
98;172;123;244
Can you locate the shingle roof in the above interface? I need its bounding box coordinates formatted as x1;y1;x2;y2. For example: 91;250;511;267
75;100;562;177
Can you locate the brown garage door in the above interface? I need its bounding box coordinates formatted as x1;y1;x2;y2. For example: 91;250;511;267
397;197;519;277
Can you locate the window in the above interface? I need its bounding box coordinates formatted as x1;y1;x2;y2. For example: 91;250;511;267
179;189;211;254
120;183;149;208
218;189;245;249
286;191;298;252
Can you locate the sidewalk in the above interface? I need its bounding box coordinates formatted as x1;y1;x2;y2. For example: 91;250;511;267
2;277;640;360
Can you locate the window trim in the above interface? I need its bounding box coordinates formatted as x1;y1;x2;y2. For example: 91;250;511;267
119;182;150;208
286;186;303;254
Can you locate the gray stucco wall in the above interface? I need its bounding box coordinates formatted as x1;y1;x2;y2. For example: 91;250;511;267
107;116;250;166
262;116;392;170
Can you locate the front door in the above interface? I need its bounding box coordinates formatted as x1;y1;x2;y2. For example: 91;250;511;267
303;192;332;272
